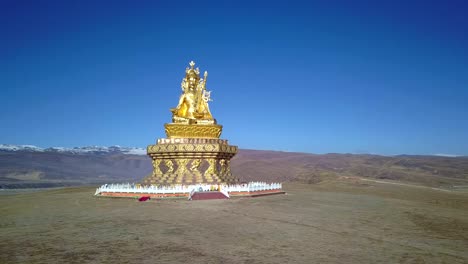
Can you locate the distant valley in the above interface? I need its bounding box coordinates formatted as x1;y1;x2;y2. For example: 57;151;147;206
1;145;467;189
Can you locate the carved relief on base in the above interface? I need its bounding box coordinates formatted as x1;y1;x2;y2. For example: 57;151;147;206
143;139;238;185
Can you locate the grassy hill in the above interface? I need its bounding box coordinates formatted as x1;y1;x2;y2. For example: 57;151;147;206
1;149;467;188
233;150;468;187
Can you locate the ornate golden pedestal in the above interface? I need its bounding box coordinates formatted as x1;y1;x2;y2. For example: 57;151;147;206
143;138;237;185
142;61;238;185
164;123;222;139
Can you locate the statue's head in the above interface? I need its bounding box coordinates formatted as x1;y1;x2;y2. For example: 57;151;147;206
185;61;200;90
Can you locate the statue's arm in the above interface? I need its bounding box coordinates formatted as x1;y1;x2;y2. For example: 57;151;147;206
203;71;208;89
175;93;185;109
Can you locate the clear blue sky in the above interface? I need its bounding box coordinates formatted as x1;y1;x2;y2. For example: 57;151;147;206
1;0;467;155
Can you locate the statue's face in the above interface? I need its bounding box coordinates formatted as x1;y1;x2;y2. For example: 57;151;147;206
186;72;199;90
188;76;196;88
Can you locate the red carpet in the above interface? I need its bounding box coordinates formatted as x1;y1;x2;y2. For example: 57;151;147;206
190;191;229;200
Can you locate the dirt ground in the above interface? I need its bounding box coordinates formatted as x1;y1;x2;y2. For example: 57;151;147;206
1;180;468;264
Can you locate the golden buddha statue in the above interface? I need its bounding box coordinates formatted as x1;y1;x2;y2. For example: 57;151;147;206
144;61;238;185
171;61;215;125
165;61;223;139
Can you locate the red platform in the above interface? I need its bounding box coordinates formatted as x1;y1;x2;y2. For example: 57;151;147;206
98;189;285;199
189;191;229;200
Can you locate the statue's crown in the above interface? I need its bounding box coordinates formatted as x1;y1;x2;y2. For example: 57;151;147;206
185;61;200;79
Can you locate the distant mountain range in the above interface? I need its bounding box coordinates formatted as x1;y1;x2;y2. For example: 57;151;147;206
0;144;150;189
1;144;467;189
0;144;146;155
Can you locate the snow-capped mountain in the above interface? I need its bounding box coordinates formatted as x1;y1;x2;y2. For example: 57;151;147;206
0;144;44;152
0;144;146;155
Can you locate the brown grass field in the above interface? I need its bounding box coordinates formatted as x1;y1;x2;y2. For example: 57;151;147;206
1;179;468;264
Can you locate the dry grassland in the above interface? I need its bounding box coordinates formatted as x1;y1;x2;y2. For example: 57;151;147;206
1;179;468;263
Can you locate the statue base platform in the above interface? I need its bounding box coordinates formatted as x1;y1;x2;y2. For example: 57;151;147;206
143;138;238;185
165;123;222;139
94;182;284;200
